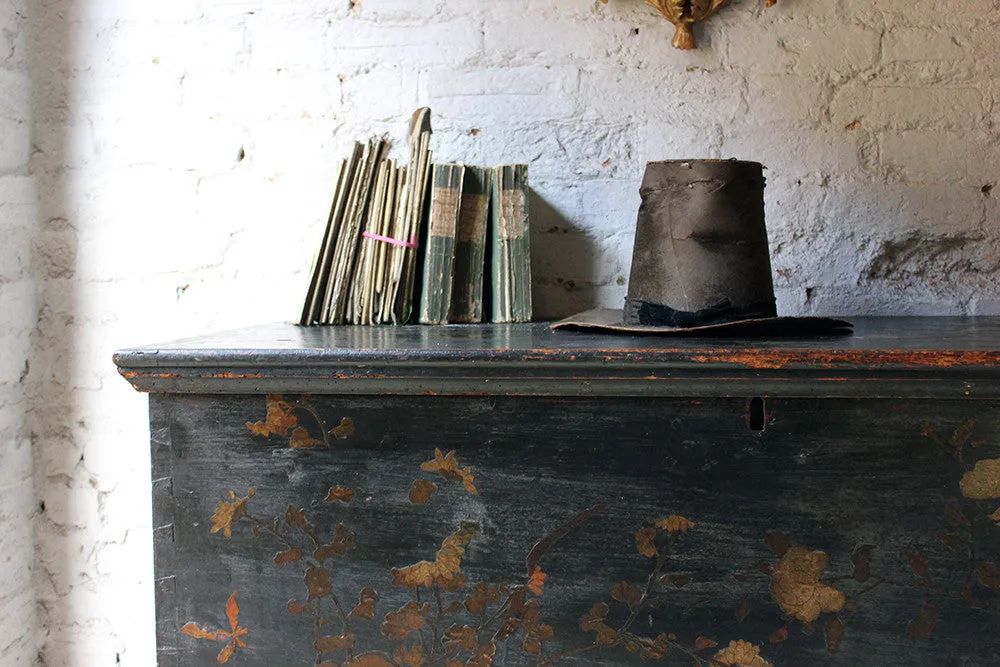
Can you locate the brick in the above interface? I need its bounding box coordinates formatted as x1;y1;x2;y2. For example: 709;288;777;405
727;21;880;74
880;131;1000;184
833;85;986;131
580;66;746;125
327;16;482;67
484;16;633;64
747;73;825;126
425;65;578;122
883;28;970;63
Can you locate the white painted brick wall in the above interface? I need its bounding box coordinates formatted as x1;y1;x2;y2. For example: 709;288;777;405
0;0;38;663
9;0;1000;664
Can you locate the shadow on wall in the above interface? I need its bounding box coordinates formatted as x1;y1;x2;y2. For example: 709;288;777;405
25;0;85;663
530;188;603;319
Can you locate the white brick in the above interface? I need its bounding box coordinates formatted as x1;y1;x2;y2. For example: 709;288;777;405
880;131;1000;184
328;16;482;67
884;28;970;63
728;21;880;74
425;65;579;122
484;16;633;64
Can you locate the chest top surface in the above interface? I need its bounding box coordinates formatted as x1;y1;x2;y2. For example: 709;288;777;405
114;317;1000;398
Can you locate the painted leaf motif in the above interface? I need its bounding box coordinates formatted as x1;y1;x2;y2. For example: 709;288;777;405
286;599;309;615
465;583;500;615
961;458;1000;499
765;530;792;557
528;567;547;595
466;642;496;667
225;592;240;633
950;418;977;449
285;506;313;533
315;524;357;562
579;602;616;645
345;653;395;667
938;532;965;549
769;546;845;622
181;622;221;640
946;500;970;527
521;602;554;656
907;551;932;582
769;627;789;644
907;605;938;640
305;567;332;601
714;640;772;667
851;544;875;582
522;622;554;655
611;581;642;609
990;507;1000;526
350;587;380;620
736;594;753;622
420;449;478;494
639;634;670;661
391;522;478;589
217;642;236;664
332;417;355;439
273;547;302;567
976;562;1000;592
289;426;320;449
695;636;718;650
636;526;658;558
181;592;248;665
394;645;427;667
408;479;438;505
661;573;692;588
825;615;846;653
326;486;355;503
656;515;695;534
381;601;429;641
444;624;479;651
247;394;298;437
315;630;356;653
209;489;255;538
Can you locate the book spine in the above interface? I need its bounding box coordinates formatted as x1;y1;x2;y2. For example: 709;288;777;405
418;163;465;325
489;164;532;323
449;166;492;323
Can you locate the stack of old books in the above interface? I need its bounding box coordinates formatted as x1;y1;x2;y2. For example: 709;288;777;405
299;109;532;326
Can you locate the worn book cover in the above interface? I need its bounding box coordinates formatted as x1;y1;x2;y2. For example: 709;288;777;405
322;137;389;324
449;166;492;323
489;164;532;323
418;163;465;325
299;145;362;325
386;108;433;324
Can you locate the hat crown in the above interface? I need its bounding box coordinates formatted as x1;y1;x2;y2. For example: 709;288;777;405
624;160;776;327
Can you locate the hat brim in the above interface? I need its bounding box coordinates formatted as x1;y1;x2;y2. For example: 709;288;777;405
551;308;854;337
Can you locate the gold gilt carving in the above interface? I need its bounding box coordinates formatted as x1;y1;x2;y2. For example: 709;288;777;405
640;0;776;50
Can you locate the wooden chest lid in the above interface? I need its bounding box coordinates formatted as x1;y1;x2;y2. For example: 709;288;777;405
114;318;1000;398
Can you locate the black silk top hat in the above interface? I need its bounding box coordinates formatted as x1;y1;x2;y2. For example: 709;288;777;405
552;160;852;335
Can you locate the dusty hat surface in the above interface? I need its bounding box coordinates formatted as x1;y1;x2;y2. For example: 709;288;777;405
552;308;854;337
552;159;852;337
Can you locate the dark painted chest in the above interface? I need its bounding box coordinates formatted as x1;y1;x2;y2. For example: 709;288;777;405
115;319;1000;666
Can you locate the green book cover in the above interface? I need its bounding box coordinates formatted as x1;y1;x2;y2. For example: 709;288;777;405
449;166;493;323
489;164;532;323
419;163;465;324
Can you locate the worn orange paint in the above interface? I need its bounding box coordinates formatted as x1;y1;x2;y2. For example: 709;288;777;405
688;349;1000;370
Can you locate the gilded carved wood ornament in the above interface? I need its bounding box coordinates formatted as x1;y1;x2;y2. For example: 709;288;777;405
603;0;777;50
